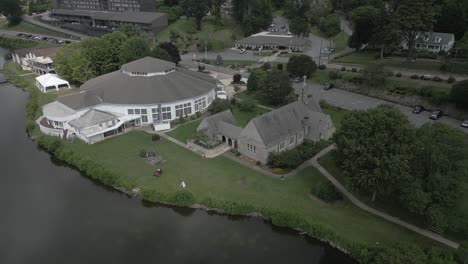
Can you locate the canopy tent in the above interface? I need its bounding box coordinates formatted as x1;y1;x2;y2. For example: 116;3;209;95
35;74;70;93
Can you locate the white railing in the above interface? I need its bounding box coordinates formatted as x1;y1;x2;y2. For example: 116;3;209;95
153;120;170;131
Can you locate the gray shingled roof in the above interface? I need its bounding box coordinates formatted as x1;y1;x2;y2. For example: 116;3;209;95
236;35;308;47
57;57;217;110
52;9;165;24
197;110;242;139
69;109;117;129
249;99;331;148
13;46;61;58
415;32;454;46
121;56;175;73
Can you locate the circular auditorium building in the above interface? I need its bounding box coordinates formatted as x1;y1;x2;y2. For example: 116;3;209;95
39;57;219;144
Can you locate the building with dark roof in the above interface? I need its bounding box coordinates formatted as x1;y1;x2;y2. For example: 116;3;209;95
50;9;168;37
39;57;220;144
197;99;335;164
52;0;156;12
235;34;309;52
401;32;455;53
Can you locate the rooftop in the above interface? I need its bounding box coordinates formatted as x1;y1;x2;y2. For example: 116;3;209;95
415;32;455;46
121;56;175;74
52;9;166;24
69;109;118;129
58;57;217;110
14;46;61;58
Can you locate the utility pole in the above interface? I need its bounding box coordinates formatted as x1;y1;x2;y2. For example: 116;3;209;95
302;75;307;101
204;40;208;62
318;40;322;66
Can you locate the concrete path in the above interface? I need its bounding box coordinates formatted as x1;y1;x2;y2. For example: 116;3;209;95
310;144;460;249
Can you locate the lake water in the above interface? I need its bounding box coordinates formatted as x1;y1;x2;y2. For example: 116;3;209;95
0;47;355;264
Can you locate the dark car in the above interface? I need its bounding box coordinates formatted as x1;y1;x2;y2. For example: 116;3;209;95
16;33;24;37
324;83;334;90
430;110;442;120
412;105;424;114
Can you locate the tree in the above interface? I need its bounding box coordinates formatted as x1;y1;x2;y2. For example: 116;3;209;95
54;43;94;84
320;14;341;37
287;55;317;78
434;0;467;40
259;70;292;105
216;54;223;65
158;42;181;65
119;37;151;64
349;6;380;49
212;0;226;21
233;73;241;83
400;123;468;229
180;0;211;30
232;0;272;35
450;80;468;109
247;69;266;92
150;47;173;62
362;62;387;86
289;17;310;37
334;106;415;201
115;25;142;38
0;0;23;25
392;0;439;59
208;98;231;114
284;0;311;18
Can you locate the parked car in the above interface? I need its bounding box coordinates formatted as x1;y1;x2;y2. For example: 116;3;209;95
294;77;304;83
421;74;432;80
412;105;424;114
430;110;442;120
239;48;246;54
321;48;332;54
461;120;468;128
33;36;41;40
16;33;24;37
324;83;334;90
274;28;279;32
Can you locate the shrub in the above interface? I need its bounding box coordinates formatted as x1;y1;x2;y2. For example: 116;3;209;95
139;149;147;157
276;63;283;71
314;184;342;202
447;76;456;84
431;76;443;82
255;161;261;166
152;135;160;141
267;140;331;169
170;190;195;206
395;72;402;77
328;71;341;80
195;111;202;118
410;74;420;79
318;64;326;70
208;98;231;114
341;67;346;71
351;68;357;72
272;168;288;174
239;98;256;112
418;86;433;97
233;73;242;83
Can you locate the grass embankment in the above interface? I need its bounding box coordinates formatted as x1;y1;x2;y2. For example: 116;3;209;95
0;21;69;38
166;105;268;143
3;59;459;262
310;27;349;53
156;16;243;52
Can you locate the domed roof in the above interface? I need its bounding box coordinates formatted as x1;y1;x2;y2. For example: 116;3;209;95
121;56;176;74
57;57;217;110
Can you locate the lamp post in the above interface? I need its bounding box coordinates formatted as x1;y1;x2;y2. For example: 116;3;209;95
301;75;307;101
204;40;208;62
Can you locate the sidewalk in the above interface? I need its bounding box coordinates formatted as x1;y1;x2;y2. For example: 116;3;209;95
310;145;460;249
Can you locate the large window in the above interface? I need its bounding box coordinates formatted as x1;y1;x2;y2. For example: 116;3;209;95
247;144;256;153
289;136;295;146
162;107;172;120
175;103;192;117
297;133;304;142
128;109;134;115
279;141;285;151
152;108;159;121
194;98;206;111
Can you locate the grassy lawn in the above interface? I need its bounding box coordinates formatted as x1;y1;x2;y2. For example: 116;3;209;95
156;17;243;51
382;60;444;72
331;31;349;52
321;102;347;129
334;51;380;65
0;21;69;38
234;91;279;108
166;105;269;143
63;131;443;250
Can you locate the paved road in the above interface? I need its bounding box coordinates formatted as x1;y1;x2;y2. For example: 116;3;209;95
311;145;459;249
294;81;468;133
23;14;88;39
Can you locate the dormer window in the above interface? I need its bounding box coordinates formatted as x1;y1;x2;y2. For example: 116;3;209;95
435;37;441;43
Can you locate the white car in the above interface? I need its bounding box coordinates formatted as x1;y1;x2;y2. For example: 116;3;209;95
461;120;468;128
216;90;227;100
239;48;246;54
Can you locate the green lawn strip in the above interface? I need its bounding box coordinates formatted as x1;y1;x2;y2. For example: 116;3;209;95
334;51;380;65
156;17;243;51
63;131;442;249
321;103;347;129
0;21;69;38
166;120;202;143
382;59;444;72
234;91;280;109
331;32;349;52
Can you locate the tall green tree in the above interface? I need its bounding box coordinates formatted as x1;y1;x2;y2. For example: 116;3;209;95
232;0;272;35
289;17;310;37
349;5;380;49
320;14;341;37
180;0;211;30
392;0;439;59
150;47;173;62
246;69;266;92
286;55;317;78
450;80;468;109
158;42;181;64
434;0;467;40
284;0;311;18
119;37;151;64
54;43;94;84
0;0;23;25
334;106;415;201
259;70;292;105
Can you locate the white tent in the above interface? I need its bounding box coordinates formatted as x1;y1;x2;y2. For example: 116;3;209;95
35;74;70;93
